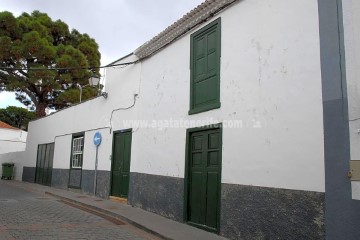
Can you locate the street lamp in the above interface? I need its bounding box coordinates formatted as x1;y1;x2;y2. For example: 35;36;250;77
89;75;108;99
77;75;107;103
88;75;100;87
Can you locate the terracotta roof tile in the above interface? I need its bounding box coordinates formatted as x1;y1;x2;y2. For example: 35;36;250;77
0;121;18;130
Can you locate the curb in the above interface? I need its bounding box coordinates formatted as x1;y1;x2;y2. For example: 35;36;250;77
45;191;171;240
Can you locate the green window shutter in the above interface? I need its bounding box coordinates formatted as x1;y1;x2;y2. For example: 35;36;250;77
189;18;221;115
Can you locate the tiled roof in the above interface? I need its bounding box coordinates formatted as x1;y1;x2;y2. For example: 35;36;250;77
0;121;18;130
134;0;238;59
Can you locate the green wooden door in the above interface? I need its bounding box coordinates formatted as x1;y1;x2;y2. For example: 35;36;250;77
111;130;132;198
187;128;222;232
35;144;45;184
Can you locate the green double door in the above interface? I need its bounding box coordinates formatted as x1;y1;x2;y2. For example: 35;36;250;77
35;143;54;186
186;128;222;232
111;130;132;198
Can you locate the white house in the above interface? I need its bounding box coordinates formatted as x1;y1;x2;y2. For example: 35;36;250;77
20;0;360;239
0;121;27;154
0;121;27;180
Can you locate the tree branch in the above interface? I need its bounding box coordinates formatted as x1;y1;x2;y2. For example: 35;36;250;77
18;69;29;78
22;87;38;106
11;59;28;77
4;69;27;82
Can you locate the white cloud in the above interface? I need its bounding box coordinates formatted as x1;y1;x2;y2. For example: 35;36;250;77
0;92;26;109
0;0;204;64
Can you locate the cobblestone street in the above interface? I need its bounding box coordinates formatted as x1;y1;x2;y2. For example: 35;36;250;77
0;180;159;240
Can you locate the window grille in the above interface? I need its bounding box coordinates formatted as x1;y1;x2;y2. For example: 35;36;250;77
72;136;84;168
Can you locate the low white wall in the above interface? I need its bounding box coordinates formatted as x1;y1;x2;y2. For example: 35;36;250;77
0;151;26;180
0;141;26;154
0;129;27;154
25;53;141;172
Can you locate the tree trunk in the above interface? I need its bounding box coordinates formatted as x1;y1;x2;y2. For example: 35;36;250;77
36;102;47;118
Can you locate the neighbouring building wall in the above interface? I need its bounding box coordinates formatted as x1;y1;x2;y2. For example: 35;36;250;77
0;129;27;154
319;0;360;239
0;128;27;179
0;151;26;180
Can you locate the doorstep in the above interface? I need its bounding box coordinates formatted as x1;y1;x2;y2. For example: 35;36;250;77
109;196;128;204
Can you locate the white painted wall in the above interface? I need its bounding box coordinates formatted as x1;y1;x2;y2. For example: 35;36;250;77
24;53;141;171
343;0;360;200
0;151;26;180
0;129;27;180
82;128;113;171
24;0;324;192
53;135;72;169
0;129;27;154
131;0;324;192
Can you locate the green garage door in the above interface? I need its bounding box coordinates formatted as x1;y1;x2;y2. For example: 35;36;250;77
35;143;54;186
186;127;222;232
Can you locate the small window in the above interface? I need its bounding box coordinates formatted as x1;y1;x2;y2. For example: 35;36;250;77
189;18;221;115
71;136;84;168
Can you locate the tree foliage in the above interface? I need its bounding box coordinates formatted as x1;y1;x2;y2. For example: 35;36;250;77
0;106;36;130
0;11;101;117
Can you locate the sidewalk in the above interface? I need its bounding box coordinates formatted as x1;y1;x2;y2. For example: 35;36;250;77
5;181;228;240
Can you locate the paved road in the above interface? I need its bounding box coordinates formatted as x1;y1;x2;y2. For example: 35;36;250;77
0;180;159;240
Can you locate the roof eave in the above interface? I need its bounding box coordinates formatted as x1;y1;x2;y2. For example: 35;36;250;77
134;0;238;59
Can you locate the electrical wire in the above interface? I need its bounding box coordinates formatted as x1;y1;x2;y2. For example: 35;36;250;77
0;139;26;143
0;1;237;73
53;126;110;142
0;59;140;71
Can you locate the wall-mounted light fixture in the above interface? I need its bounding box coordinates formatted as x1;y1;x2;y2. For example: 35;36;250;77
88;75;100;86
88;75;108;100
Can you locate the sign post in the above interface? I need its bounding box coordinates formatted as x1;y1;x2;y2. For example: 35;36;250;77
93;132;102;195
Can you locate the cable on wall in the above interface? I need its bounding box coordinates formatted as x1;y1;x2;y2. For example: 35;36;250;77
109;94;138;134
53;126;110;142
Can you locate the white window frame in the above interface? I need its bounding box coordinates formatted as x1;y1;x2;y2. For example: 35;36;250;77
71;136;84;168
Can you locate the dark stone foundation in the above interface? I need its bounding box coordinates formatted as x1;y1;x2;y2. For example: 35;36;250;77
22;167;36;183
127;172;325;239
81;170;110;198
51;169;69;189
50;168;110;198
220;183;325;240
128;172;184;222
28;167;325;239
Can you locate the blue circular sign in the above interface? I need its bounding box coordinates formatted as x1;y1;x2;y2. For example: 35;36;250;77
94;132;102;146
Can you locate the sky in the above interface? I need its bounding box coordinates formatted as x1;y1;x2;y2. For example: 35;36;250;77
0;0;204;108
